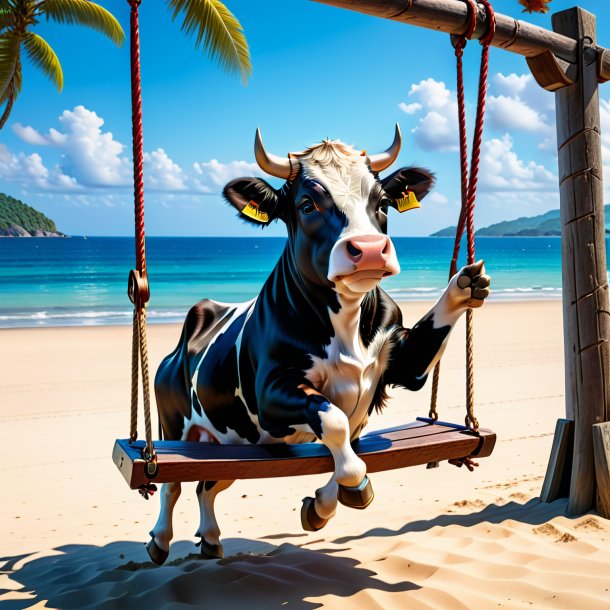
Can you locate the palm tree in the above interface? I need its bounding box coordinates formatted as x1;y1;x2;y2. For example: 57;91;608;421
0;0;124;129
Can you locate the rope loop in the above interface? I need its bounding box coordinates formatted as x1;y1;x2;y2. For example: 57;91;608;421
450;0;478;50
478;0;496;47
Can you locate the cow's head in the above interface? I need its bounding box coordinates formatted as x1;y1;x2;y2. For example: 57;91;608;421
223;126;434;297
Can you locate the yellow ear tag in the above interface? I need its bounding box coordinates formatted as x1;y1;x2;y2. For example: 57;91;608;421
395;190;421;213
242;200;269;223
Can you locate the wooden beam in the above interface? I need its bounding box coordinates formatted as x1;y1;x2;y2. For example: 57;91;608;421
310;0;610;82
553;8;610;517
593;422;610;518
540;419;574;503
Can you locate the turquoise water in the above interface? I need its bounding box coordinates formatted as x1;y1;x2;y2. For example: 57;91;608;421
0;236;569;328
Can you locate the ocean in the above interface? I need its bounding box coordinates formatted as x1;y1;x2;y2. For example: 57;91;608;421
0;236;569;328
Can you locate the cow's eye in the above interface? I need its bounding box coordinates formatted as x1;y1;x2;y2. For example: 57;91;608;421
299;197;316;215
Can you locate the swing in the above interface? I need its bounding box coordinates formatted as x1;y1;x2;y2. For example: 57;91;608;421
112;0;497;493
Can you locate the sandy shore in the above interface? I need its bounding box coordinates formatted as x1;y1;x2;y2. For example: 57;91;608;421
1;300;610;609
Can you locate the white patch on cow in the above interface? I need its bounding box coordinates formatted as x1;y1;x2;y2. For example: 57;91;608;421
318;405;366;487
300;142;377;237
304;294;393;439
294;140;399;284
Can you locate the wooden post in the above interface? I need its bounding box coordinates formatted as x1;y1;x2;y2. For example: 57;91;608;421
593;422;610;518
540;419;574;503
553;8;609;516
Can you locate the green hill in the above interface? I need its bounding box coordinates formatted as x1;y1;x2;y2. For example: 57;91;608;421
0;193;64;237
431;206;610;237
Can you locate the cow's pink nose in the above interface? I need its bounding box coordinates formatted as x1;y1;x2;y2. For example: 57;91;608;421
346;235;391;271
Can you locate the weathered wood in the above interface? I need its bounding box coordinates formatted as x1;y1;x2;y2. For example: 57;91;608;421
599;49;610;83
592;422;610;518
113;421;496;489
540;419;574;503
526;51;575;91
553;8;610;517
310;0;610;81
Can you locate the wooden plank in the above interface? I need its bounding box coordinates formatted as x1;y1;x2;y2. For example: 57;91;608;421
553;8;610;517
593;422;610;518
113;423;496;489
540;419;574;503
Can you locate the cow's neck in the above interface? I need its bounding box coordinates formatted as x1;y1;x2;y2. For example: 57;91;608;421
330;292;365;357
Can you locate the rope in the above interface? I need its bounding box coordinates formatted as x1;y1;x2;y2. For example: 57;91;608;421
429;0;495;431
127;0;155;468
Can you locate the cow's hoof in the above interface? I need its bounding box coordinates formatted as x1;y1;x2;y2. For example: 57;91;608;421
200;538;224;560
338;476;374;509
146;536;169;565
301;496;328;532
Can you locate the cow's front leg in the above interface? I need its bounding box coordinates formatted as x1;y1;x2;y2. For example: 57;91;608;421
300;403;372;531
194;479;234;559
258;375;372;531
146;481;181;565
385;261;490;388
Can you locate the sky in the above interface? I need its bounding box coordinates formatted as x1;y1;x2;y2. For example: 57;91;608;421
1;0;609;237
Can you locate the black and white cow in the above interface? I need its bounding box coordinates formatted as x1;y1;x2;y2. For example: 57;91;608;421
147;126;490;564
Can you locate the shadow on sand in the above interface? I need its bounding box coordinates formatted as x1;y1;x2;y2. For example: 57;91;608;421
0;537;417;610
332;497;570;544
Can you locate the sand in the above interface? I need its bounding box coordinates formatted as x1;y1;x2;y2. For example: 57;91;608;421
1;299;609;609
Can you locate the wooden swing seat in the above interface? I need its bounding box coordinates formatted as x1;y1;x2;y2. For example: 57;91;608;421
112;417;496;489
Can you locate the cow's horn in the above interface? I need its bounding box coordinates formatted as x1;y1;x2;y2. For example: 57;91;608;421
368;124;402;172
254;128;296;180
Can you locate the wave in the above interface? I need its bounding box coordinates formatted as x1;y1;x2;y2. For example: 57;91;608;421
0;287;563;329
0;309;189;327
385;286;563;301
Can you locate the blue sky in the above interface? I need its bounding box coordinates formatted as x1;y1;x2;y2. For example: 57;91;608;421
1;0;609;236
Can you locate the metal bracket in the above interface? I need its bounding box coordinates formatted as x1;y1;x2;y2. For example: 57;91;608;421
527;50;576;91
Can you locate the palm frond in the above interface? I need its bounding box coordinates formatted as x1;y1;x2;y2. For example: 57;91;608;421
0;31;21;100
0;9;14;33
23;32;63;91
44;0;125;46
0;57;21;129
167;0;251;84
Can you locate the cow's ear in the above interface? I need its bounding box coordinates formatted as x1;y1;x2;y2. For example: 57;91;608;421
223;178;282;226
382;167;435;213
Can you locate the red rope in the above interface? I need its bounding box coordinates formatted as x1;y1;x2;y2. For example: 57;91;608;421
129;0;146;277
450;0;495;275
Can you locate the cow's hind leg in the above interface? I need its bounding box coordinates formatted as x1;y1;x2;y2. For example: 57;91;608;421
147;482;181;565
195;479;234;559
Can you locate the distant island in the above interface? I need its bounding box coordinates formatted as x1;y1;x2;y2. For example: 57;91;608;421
0;193;66;237
431;205;610;237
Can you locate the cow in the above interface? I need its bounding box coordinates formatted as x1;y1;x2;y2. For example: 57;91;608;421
147;126;491;565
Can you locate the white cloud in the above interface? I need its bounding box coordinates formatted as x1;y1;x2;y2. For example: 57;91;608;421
398;102;422;115
144;148;186;191
0;143;79;191
425;191;449;205
12;123;50;146
488;73;555;144
399;79;458;152
55;106;131;187
480;134;556;192
194;159;261;186
3;106;264;198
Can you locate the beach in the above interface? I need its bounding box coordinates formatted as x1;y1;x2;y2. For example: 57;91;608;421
2;298;609;609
